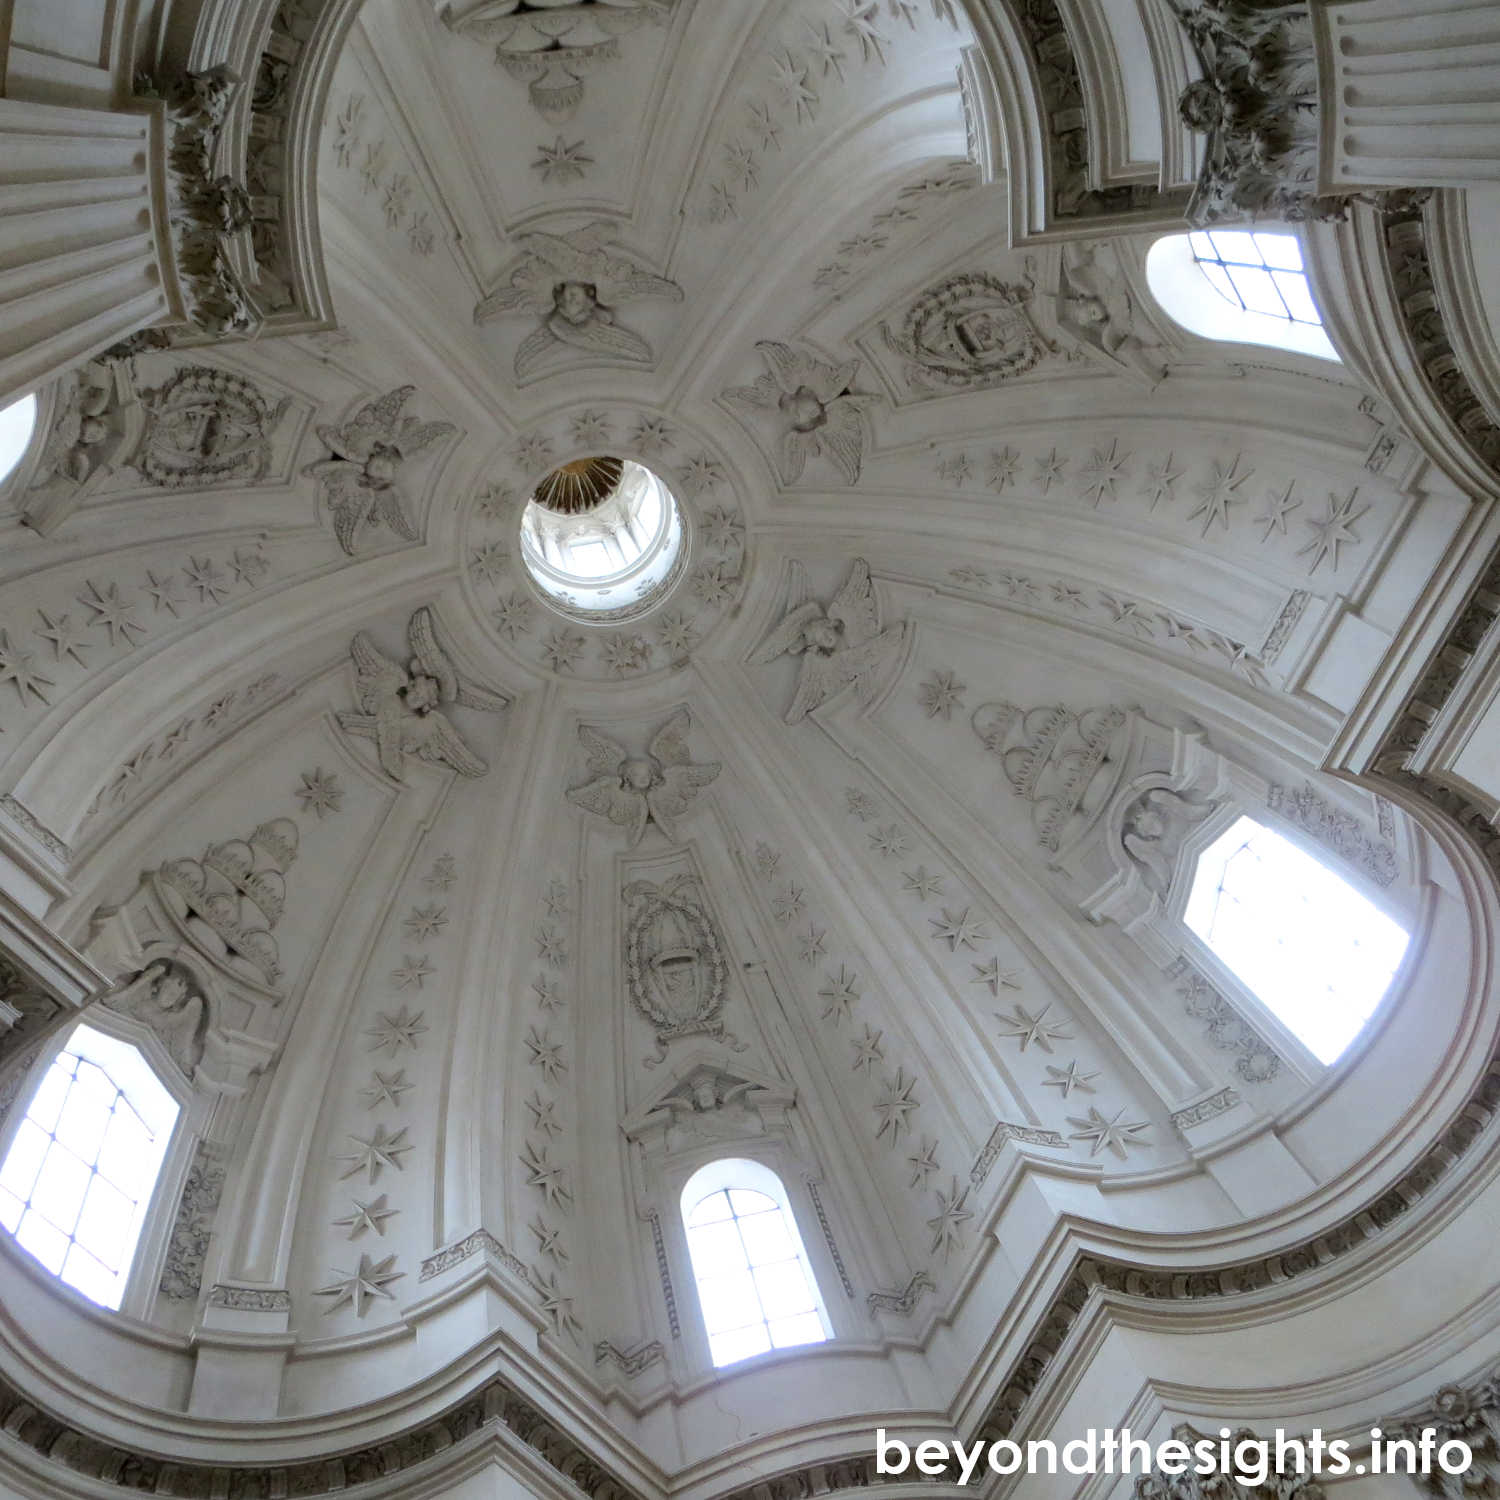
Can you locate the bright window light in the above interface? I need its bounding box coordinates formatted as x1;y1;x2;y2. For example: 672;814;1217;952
0;1025;178;1309
0;393;37;486
1146;231;1339;362
681;1160;829;1368
1184;815;1409;1064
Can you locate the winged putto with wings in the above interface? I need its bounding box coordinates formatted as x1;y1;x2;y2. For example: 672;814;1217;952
566;708;721;845
750;558;908;724
724;341;874;485
338;607;509;781
303;387;455;556
474;220;683;378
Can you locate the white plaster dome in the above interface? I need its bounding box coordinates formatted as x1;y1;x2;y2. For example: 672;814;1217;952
0;1;1497;1497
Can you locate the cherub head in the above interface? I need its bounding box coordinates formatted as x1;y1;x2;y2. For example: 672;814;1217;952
156;972;190;1010
778;385;829;434
690;1077;718;1112
554;281;600;326
620;756;659;792
802;616;844;654
402;667;442;714
362;442;401;487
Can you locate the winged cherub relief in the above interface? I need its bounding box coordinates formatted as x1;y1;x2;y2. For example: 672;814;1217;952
724;341;874;485
566;708;721;845
750;558;908;724
473;221;683;378
303;387;456;555
338;607;509;781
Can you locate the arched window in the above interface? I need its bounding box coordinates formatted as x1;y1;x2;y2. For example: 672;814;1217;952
0;392;38;488
1146;230;1339;362
680;1158;830;1368
1184;815;1409;1064
0;1024;179;1308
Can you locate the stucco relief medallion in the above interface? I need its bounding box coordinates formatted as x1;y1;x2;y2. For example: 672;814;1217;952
881;273;1051;392
623;876;735;1063
134;366;290;488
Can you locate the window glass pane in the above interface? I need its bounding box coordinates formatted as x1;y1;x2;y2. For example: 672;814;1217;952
73;1175;133;1268
0;393;37;487
710;1325;772;1366
752;1259;817;1319
686;1218;748;1273
768;1312;826;1348
16;1209;70;1274
1188;230;1216;261
30;1143;91;1234
0;1120;51;1200
727;1188;776;1218
1255;231;1303;270
1208;230;1260;264
1196;259;1237;304
681;1165;830;1368
26;1061;74;1134
1185;816;1408;1063
1273;269;1320;324
687;1189;734;1226
737;1209;795;1264
0;1026;177;1308
1225;264;1286;318
695;1270;760;1332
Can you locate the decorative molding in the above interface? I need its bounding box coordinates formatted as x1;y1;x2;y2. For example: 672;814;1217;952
1386;1361;1500;1496
646;1208;680;1337
158;1141;228;1301
0;796;70;864
1169;958;1282;1084
1380;194;1500;474
1267;782;1397;886
867;1271;935;1315
205;1285;291;1311
971;1120;1068;1187
418;1228;527;1283
977;1048;1500;1440
593;1339;664;1377
805;1178;853;1298
1169;1086;1240;1130
1260;590;1310;663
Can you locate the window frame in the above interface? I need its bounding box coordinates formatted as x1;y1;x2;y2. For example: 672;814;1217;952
1165;799;1418;1081
671;1153;840;1374
0;1008;196;1320
1145;229;1340;362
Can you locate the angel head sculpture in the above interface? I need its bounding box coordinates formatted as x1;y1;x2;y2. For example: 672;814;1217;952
337;607;508;782
566;708;720;845
1121;786;1216;896
473;221;683;378
303;387;455;555
750;558;908;723
725;341;874;485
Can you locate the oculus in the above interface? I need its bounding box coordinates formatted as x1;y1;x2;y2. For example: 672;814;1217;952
520;456;685;619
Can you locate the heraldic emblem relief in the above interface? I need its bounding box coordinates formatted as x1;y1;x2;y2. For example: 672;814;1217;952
881;272;1052;393
623;875;738;1065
